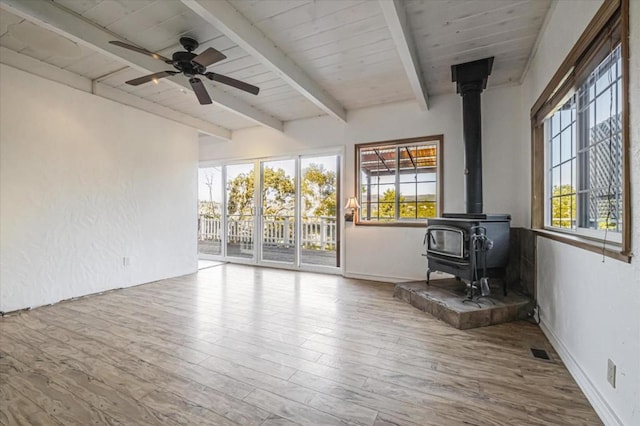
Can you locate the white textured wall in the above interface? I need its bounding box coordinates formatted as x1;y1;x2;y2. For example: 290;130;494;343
520;1;640;425
200;85;524;281
0;64;199;313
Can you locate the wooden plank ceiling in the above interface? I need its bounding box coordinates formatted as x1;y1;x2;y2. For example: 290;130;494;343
404;0;552;95
0;0;551;137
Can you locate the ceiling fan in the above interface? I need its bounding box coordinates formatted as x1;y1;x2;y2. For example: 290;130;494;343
109;37;260;105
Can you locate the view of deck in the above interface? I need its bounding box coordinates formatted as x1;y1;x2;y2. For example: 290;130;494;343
198;216;338;267
198;241;337;267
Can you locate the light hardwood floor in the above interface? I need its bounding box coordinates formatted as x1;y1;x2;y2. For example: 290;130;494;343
0;264;601;425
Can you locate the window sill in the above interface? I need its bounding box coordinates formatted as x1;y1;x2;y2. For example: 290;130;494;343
533;228;632;263
355;220;427;228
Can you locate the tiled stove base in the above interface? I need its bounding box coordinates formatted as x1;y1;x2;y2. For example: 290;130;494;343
394;279;533;330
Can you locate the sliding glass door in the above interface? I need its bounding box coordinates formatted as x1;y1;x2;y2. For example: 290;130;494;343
300;155;339;267
225;163;255;260
260;159;296;264
198;152;340;270
198;166;223;257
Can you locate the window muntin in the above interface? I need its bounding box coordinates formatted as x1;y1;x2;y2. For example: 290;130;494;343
356;138;440;224
545;45;623;238
531;0;629;260
577;45;623;233
547;97;577;229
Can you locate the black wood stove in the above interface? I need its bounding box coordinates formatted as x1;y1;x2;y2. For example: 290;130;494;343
425;213;511;297
424;57;511;301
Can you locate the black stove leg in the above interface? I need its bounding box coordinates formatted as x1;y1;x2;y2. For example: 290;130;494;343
426;268;431;285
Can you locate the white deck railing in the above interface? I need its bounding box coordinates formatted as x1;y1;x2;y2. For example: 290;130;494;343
198;215;336;250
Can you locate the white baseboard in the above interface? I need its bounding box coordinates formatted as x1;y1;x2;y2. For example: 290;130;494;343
539;319;623;426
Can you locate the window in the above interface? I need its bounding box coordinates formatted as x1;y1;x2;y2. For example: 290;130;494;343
547;97;577;229
531;0;630;261
198;151;342;269
546;45;623;238
576;46;623;235
355;136;442;225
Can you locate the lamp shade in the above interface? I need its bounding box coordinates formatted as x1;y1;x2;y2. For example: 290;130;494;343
345;197;360;209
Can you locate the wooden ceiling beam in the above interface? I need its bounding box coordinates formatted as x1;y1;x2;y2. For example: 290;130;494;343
0;46;232;140
0;0;283;133
181;0;347;122
379;0;429;110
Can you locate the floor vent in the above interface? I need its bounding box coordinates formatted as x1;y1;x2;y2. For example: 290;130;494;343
531;348;550;360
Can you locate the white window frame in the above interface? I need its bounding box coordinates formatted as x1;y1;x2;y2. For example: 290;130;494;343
543;45;623;245
198;147;345;273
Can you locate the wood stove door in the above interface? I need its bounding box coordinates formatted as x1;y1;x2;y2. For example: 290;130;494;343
426;226;466;259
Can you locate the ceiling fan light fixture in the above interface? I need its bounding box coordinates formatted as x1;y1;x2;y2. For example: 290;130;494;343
110;38;260;105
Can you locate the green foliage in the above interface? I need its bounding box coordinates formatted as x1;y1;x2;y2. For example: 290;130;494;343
550;185;576;228
413;201;436;219
227;167;297;217
227;171;255;218
378;188;400;218
198;201;221;218
262;167;295;216
550;185;618;230
302;163;336;217
366;188;436;221
226;164;336;219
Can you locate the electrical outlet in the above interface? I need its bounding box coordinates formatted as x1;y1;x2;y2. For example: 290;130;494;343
607;359;616;388
123;256;130;267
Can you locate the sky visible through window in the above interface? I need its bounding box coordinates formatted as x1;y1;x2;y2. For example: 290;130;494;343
198;156;337;202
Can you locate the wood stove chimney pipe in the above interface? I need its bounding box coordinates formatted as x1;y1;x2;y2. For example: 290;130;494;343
451;57;494;214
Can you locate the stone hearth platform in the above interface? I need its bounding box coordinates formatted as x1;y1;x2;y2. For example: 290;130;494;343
394;279;533;330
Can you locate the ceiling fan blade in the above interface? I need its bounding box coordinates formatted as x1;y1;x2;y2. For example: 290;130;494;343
189;77;212;105
205;72;260;95
109;41;172;63
192;47;226;68
125;71;178;86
